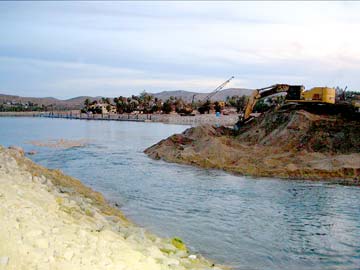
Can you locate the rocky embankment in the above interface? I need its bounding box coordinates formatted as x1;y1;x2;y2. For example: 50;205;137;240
0;146;224;270
145;109;360;184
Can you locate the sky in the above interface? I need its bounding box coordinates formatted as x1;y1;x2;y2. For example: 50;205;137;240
1;1;360;99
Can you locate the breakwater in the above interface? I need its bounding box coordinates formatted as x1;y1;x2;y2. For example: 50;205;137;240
0;146;223;270
0;111;239;126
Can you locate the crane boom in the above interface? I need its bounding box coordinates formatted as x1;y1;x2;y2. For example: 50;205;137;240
205;76;234;101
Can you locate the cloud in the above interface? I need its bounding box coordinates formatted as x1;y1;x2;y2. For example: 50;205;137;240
1;2;360;97
0;56;239;98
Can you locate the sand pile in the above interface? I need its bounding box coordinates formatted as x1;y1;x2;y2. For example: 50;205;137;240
237;109;360;153
0;146;224;270
145;109;360;184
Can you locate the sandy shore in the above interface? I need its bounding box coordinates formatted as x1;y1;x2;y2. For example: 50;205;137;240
0;146;224;270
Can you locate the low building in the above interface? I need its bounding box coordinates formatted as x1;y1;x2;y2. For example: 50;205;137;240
89;103;116;114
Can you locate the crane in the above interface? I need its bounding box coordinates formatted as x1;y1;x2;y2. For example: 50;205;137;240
197;76;235;114
204;76;235;101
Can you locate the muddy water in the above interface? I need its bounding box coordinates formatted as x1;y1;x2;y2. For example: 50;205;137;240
1;117;359;270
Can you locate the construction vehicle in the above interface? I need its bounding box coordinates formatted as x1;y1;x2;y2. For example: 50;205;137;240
351;94;360;112
198;76;234;114
238;84;336;124
175;95;197;116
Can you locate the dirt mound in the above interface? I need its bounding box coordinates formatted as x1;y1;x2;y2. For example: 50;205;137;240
237;110;360;153
145;109;360;184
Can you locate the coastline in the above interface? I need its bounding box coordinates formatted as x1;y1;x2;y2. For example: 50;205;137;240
0;146;225;270
0;111;43;117
145;110;360;185
0;111;239;126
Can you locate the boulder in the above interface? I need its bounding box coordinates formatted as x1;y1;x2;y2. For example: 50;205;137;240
8;145;25;156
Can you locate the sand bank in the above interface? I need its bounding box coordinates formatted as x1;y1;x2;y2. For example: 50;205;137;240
26;138;89;149
145;110;360;184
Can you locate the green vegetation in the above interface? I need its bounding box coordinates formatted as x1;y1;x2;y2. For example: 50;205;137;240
161;100;172;114
81;91;195;115
171;237;187;251
0;101;49;112
75;91;280;116
226;95;247;113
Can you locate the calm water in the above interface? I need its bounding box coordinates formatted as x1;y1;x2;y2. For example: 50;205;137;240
1;117;360;270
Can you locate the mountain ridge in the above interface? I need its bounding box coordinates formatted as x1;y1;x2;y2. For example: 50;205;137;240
0;88;253;109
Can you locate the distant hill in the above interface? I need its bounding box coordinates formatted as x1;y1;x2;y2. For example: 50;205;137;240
0;94;101;110
0;88;253;110
151;88;253;103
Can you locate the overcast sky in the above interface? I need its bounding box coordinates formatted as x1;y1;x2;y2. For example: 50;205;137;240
1;1;359;98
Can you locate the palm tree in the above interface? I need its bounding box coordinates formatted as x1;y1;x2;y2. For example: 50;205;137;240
162;99;172;114
84;98;90;109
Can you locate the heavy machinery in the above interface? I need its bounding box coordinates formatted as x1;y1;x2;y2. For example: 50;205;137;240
179;77;234;116
352;95;360;112
204;76;235;102
197;76;234;114
238;84;336;124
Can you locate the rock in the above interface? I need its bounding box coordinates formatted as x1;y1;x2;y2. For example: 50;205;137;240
175;250;188;258
59;186;74;194
188;254;197;260
26;229;43;238
163;258;180;266
40;176;47;185
146;246;166;260
27;150;37;155
286;163;298;172
35;238;49;249
8;145;25;155
94;223;104;232
32;176;40;182
0;256;9;266
0;145;222;270
161;243;177;252
64;250;74;261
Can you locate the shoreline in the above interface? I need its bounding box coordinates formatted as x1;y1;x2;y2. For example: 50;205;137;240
0;146;226;269
144;110;360;185
0;111;239;126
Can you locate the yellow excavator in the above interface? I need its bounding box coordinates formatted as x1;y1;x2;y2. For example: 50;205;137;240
238;84;336;124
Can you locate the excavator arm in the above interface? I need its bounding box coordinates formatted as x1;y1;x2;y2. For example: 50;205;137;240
240;84;295;123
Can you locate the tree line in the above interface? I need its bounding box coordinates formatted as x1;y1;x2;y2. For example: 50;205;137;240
80;91;279;115
80;90;299;115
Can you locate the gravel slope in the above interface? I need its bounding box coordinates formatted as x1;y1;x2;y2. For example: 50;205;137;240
0;146;223;270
